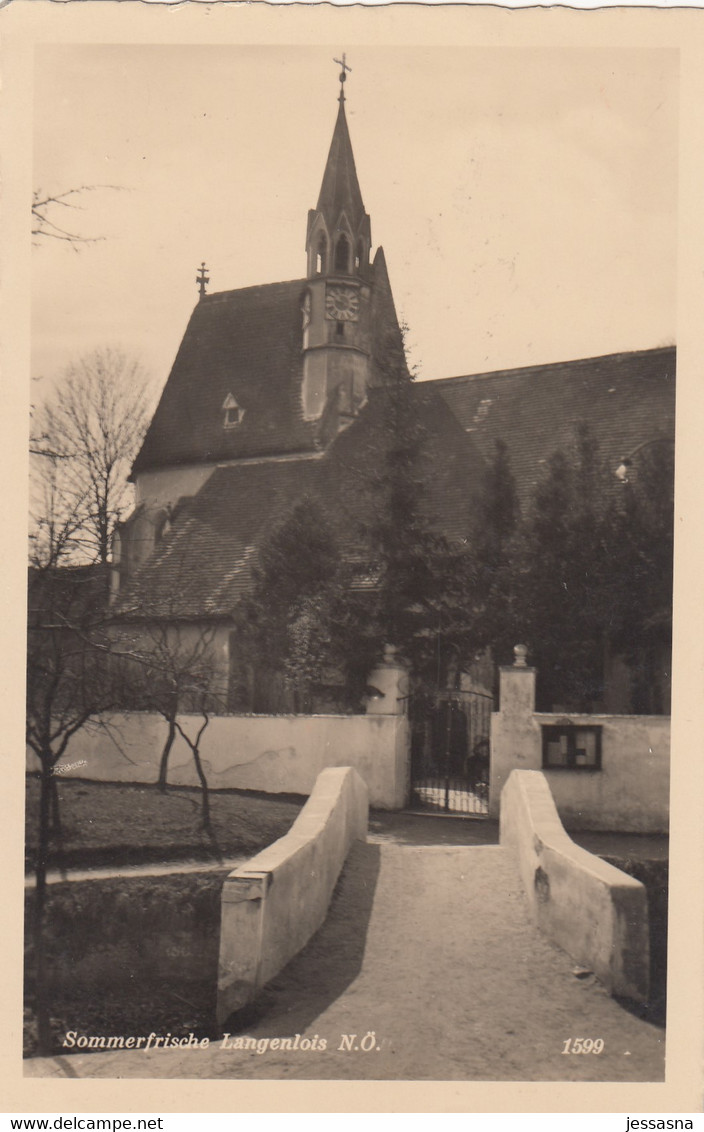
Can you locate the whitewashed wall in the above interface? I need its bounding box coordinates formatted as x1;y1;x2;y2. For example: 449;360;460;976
490;663;670;832
29;710;410;810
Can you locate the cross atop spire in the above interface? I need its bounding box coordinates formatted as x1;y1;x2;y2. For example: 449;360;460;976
196;262;209;300
333;53;351;102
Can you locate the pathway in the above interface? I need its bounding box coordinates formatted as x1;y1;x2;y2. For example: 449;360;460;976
25;815;666;1082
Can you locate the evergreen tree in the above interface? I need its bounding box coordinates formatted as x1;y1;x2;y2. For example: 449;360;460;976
517;423;615;710
348;368;478;693
234;335;482;707
469;438;520;667
607;439;674;712
234;498;346;710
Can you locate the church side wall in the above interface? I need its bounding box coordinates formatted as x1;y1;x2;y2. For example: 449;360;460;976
108;621;232;709
28;711;410;810
134;464;218;511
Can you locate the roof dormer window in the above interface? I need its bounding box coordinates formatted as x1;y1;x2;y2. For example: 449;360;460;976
474;399;493;424
222;393;244;429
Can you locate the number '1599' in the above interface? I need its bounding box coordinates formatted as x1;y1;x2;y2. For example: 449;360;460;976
562;1038;604;1054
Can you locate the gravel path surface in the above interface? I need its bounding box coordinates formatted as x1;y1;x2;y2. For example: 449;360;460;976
27;827;665;1082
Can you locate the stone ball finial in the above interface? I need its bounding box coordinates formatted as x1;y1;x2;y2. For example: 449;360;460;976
513;643;528;667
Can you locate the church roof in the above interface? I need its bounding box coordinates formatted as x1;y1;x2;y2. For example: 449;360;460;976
115;384;484;620
115;457;322;619
427;346;676;507
117;343;675;622
132;248;401;479
131;279;318;478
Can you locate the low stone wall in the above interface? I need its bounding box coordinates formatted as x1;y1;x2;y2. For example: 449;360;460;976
28;710;409;810
216;765;368;1024
500;769;649;1002
490;662;670;831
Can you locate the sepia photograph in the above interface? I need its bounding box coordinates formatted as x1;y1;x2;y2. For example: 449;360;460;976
8;10;697;1107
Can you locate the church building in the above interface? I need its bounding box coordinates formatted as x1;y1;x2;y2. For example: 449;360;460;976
111;63;676;714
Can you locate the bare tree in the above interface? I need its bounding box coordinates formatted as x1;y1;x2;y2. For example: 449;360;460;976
26;565;122;1054
26;345;150;1051
30;348;151;567
115;622;223;844
32;185;122;248
26;594;221;1052
28;442;91;570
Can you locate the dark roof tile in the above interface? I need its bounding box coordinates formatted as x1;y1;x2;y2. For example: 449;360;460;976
131;279;318;476
426;346;676;506
115;456;323;619
132;258;405;479
115;384;484;620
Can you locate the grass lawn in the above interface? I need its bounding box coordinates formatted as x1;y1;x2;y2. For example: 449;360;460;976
25;775;304;872
24;775;306;1057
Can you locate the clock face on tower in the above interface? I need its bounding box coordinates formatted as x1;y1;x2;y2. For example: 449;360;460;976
325;284;360;321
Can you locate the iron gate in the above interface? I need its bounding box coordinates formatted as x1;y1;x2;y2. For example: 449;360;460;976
409;689;492;815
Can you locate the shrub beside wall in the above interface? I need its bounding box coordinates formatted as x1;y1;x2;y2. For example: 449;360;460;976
24;873;224;1057
601;856;668;1025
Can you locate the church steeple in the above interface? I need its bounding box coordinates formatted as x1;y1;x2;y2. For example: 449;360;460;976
306;58;371;279
301;60;376;431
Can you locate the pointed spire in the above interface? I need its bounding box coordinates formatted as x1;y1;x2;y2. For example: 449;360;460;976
305;58;371;277
315;93;367;235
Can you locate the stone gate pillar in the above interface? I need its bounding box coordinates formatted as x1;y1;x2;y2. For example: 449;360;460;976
365;645;409;715
489;644;538;818
499;643;537;715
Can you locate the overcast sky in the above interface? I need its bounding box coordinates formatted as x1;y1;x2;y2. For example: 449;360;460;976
32;44;677;402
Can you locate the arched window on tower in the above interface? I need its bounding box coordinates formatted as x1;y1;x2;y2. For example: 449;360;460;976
315;235;327;275
334;233;350;273
355;239;364;271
